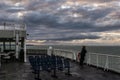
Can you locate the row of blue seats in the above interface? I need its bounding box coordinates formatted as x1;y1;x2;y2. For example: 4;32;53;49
28;55;71;80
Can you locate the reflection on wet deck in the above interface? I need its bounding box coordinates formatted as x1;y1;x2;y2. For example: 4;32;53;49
0;60;120;80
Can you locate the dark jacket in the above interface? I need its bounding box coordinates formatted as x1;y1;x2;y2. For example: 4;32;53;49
80;46;87;61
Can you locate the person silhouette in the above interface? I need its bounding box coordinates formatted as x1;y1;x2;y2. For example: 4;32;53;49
79;46;87;68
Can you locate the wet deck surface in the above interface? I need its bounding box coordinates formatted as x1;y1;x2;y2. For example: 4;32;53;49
0;61;120;80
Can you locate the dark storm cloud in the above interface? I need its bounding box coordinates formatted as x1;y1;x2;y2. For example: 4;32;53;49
28;31;101;41
59;21;94;31
92;25;120;32
43;35;100;41
0;2;24;12
25;0;63;10
86;8;112;20
0;0;120;43
24;11;58;27
0;3;7;10
5;7;25;13
24;11;94;31
24;10;119;33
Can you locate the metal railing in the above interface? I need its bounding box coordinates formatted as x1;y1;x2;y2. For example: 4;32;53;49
27;48;47;55
0;23;26;30
52;49;120;73
26;48;120;73
86;52;120;72
54;49;76;60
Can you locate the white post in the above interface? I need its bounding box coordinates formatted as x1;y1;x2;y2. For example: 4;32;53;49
104;55;109;71
24;38;27;62
73;52;76;61
47;46;53;56
96;54;99;68
15;32;19;59
87;53;91;65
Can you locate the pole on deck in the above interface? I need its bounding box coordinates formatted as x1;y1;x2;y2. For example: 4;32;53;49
21;37;27;62
15;32;19;59
24;38;27;62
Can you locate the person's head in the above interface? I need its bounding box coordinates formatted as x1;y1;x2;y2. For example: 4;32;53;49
82;46;86;49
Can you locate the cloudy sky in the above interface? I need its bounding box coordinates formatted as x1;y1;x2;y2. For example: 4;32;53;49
0;0;120;45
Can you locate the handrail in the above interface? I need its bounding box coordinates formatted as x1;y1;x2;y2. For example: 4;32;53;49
85;52;120;72
53;49;120;73
26;48;120;73
0;23;26;30
88;52;120;57
53;49;75;60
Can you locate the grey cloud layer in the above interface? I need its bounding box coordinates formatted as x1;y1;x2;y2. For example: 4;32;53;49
0;0;120;42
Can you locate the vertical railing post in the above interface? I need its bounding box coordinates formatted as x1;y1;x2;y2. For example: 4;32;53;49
45;49;120;73
72;52;76;61
104;55;109;71
87;53;91;65
96;54;99;68
65;50;67;58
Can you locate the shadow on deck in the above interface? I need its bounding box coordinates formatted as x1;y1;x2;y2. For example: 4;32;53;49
0;60;120;80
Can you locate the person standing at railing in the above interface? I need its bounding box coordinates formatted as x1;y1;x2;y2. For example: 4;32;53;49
78;46;87;68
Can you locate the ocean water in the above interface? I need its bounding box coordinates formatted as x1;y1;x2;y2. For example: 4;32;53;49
1;44;119;55
1;44;120;56
27;45;120;56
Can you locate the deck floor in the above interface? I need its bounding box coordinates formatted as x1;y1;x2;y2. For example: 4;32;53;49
0;60;120;80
